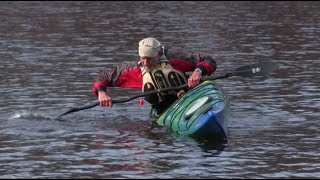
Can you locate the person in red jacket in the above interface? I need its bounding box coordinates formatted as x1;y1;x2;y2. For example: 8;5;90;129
92;37;217;117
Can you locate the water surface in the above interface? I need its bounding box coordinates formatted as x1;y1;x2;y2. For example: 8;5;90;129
0;1;319;178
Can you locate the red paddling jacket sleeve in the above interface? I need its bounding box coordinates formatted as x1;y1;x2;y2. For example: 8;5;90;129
92;46;217;96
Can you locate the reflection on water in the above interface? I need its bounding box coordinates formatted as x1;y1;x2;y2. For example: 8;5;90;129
0;1;319;179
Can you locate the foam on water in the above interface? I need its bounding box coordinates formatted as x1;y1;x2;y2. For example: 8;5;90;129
9;110;55;121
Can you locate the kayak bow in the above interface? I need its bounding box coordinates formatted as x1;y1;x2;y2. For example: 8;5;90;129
156;81;230;142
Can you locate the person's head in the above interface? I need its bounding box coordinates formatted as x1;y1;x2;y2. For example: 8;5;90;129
138;37;163;71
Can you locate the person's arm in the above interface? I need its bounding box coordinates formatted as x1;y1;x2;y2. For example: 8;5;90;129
165;46;217;87
92;61;142;107
188;52;216;88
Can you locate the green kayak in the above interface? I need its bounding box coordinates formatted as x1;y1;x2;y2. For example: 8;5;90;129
156;81;230;142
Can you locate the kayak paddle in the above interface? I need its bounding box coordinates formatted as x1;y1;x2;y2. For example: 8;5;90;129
58;61;278;117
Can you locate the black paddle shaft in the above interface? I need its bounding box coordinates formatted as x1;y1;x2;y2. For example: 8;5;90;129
58;62;278;117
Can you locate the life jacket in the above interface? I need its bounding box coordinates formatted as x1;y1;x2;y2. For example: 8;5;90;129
141;59;188;106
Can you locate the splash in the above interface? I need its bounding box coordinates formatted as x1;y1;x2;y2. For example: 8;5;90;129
9;110;54;120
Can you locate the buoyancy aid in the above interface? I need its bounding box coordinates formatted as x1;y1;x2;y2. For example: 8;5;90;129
141;59;188;112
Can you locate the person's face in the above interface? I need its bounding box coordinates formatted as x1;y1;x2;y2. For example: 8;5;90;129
140;55;160;72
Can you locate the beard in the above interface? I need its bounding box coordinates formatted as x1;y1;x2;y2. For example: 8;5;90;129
142;65;156;73
139;58;159;73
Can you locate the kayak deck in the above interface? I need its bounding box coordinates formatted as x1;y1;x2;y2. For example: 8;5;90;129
156;81;230;142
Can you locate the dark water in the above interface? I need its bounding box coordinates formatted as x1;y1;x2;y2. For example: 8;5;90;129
1;1;319;178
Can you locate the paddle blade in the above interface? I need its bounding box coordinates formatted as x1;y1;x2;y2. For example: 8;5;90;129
233;62;279;78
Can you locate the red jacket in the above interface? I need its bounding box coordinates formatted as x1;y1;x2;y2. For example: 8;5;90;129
92;46;217;96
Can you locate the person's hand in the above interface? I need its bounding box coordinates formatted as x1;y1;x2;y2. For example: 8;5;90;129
98;91;113;107
188;69;202;88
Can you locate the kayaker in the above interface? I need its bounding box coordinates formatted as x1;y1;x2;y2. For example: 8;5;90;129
92;37;217;118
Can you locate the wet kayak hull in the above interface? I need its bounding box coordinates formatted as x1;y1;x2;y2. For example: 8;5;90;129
156;81;230;142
